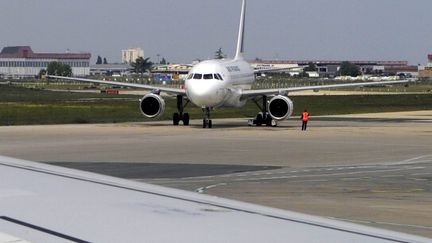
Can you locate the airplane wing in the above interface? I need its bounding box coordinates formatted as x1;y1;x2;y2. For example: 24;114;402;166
0;155;430;243
47;75;186;95
241;80;412;97
254;66;302;73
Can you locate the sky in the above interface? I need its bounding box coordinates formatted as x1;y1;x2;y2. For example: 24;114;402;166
0;0;431;65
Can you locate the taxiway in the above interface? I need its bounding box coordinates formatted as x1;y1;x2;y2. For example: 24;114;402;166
1;110;431;237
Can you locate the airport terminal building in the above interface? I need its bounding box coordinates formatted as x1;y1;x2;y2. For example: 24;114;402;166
250;59;416;77
0;46;91;78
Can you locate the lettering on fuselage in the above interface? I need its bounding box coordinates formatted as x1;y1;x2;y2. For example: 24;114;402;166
226;66;241;72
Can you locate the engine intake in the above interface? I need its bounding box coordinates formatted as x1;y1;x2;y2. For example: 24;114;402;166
268;95;294;121
139;93;165;118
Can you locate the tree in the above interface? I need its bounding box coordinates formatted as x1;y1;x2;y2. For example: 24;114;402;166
96;56;102;65
160;57;167;65
103;57;108;64
38;69;47;79
339;61;361;77
131;57;153;74
215;47;225;59
47;62;72;76
304;62;317;72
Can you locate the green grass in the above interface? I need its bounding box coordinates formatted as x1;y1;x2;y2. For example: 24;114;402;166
1;84;431;125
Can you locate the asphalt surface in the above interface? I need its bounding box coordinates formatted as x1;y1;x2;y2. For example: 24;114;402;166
46;162;278;179
1;110;431;237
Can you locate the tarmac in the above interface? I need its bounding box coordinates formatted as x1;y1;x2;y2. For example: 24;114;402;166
0;110;431;237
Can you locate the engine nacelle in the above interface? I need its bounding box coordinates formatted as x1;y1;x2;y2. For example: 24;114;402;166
268;95;294;121
139;93;165;118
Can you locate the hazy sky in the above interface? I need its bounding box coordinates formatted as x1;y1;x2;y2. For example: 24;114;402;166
1;0;431;64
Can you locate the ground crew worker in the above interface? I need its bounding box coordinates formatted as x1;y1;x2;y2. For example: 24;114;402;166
301;109;309;131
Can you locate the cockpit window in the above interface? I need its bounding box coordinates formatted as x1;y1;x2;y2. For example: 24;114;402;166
191;73;223;80
203;74;213;80
215;73;223;80
193;73;202;79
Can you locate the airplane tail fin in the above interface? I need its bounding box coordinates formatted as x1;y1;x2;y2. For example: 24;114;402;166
234;0;246;60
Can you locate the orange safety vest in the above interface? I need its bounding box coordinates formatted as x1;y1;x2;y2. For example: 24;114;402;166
302;112;309;122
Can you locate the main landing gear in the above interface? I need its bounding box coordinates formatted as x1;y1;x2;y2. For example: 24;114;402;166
173;95;190;126
202;107;213;128
249;95;277;127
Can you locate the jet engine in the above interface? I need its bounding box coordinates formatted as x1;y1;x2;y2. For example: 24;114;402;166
139;93;165;118
268;95;294;121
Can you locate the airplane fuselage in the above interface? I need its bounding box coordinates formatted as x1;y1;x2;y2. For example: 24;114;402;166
185;58;255;108
45;0;412;129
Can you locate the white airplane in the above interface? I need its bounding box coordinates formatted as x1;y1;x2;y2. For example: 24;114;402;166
1;155;430;242
48;0;412;128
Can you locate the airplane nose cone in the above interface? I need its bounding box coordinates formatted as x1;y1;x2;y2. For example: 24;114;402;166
186;79;226;107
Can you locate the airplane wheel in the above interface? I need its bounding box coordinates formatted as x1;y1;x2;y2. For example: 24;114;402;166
173;113;180;125
208;120;212;128
182;113;190;126
202;119;207;128
256;113;263;126
265;114;272;126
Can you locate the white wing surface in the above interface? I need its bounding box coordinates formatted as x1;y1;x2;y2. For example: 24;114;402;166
47;75;186;95
0;155;429;243
48;75;411;99
241;80;412;97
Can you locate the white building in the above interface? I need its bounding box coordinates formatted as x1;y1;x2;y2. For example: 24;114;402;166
122;48;144;63
0;46;91;78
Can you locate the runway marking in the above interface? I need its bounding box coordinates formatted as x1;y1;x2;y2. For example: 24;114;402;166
195;183;227;193
408;178;428;181
379;155;432;166
411;172;431;176
233;176;298;182
156;164;427;185
290;179;329;183
341;178;363;181
403;155;432;163
371;189;424;193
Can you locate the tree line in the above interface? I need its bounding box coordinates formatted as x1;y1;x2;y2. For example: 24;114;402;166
39;61;72;78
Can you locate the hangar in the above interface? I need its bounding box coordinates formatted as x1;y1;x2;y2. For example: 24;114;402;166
0;46;91;79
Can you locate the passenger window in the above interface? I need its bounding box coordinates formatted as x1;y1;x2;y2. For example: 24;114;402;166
193;73;203;79
203;74;213;80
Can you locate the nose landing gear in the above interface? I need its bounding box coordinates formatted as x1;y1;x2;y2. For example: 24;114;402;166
202;107;213;128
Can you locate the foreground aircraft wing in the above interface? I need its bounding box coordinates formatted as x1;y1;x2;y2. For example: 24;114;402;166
241;80;412;97
0;155;430;243
47;75;186;95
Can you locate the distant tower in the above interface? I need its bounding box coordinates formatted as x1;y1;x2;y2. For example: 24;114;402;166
419;54;432;78
122;48;144;63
